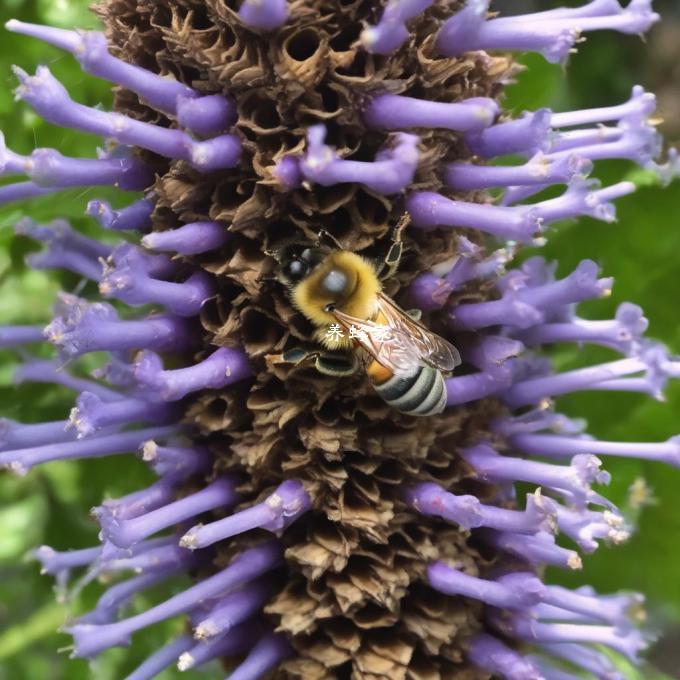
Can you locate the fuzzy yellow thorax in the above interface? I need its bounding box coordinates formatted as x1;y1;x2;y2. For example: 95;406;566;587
291;251;381;350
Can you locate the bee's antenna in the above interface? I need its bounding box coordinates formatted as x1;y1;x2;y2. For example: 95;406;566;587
317;229;344;250
392;213;410;243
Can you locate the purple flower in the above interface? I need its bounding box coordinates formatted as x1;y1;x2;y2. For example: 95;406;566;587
436;0;659;64
0;1;675;678
360;0;436;54
300;124;420;194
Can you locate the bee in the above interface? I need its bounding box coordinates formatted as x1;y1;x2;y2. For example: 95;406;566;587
278;231;461;417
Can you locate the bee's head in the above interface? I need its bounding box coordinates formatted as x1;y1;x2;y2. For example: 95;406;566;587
278;245;328;286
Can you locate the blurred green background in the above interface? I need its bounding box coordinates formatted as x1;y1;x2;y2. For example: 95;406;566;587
0;0;679;678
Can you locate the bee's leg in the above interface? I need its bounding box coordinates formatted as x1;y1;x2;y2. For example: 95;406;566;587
379;240;403;281
279;346;358;377
378;214;409;281
315;351;359;377
281;347;319;365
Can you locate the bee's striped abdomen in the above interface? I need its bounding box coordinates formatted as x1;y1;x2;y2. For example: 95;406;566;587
369;361;447;416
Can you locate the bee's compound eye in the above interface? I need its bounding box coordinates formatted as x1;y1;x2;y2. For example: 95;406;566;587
301;248;326;268
284;259;308;281
322;269;348;294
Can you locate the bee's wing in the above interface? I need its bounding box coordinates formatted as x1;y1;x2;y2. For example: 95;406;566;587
377;292;461;372
330;308;422;377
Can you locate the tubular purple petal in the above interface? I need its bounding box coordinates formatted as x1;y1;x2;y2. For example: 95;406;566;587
225;631;293;680
77;569;178;625
444;153;591;191
105;243;178;279
33;544;102;596
528;180;636;224
14;357;120;401
510;259;611;316
194;581;272;640
0;324;45;348
510;432;680;467
647;146;680;186
238;0;289;31
0;425;179;475
537;585;643;630
545;124;662;171
25;248;103;280
409;242;511;311
91;357;138;389
451;297;543;331
445;365;514;405
180;479;311;550
436;0;659;64
300;125;420;194
434;0;488;58
15;217;111;259
67;537;178;590
459;334;524;372
494;0;624;22
96;478;180;522
17;146;153;191
273;155;302;190
482;530;582;570
45;298;197;357
364;94;498;132
407;191;541;242
142;221;231;256
465;109;553;158
504;357;648;408
86;197;154;232
133;347;251;401
516;302;647;354
552;85;656;128
14;66;240;171
4;21;212;119
34;544;101;577
65;541;282;658
461;443;609;506
140;441;211;478
0;131;28;175
99;477;239;549
176;93;237;137
468;633;545;680
541;641;628;679
100;267;215;316
95;538;189;576
493;409;588;437
123;635;194;680
555;504;630;553
189;134;242;172
0;418;74;452
527;659;582;680
0;180;61;205
552;125;625;154
427;563;545;609
494;613;649;663
360;0;435;54
177;622;258;671
407;482;556;534
439;11;579;65
68;392;177;438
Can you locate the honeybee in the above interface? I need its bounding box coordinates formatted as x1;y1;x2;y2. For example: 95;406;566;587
278;233;461;416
